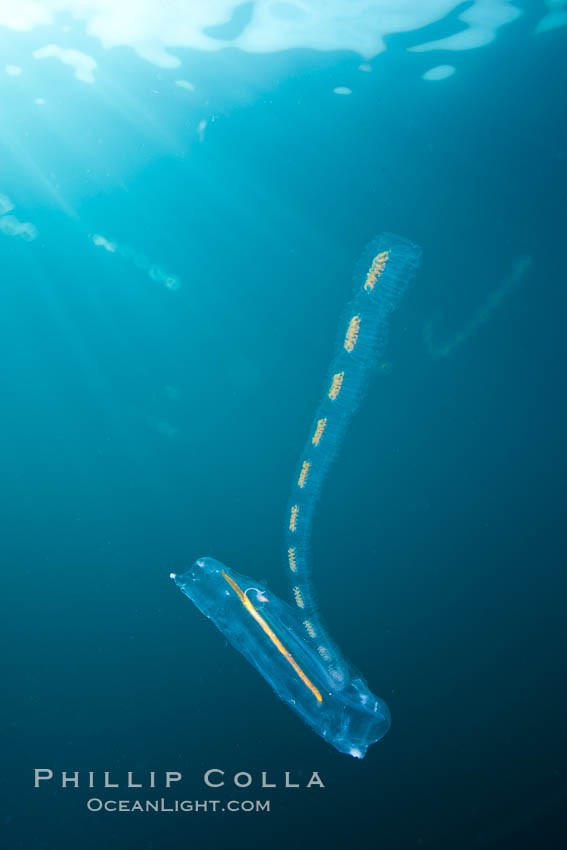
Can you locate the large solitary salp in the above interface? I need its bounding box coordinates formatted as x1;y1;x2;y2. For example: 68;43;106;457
173;233;422;758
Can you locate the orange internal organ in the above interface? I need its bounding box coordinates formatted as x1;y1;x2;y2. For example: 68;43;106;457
293;586;305;609
312;418;326;446
297;460;310;488
304;620;317;638
328;371;344;400
344;314;361;352
364;250;390;292
221;570;322;704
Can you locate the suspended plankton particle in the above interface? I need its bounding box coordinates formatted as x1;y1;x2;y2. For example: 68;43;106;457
424;255;532;358
0;215;38;242
175;79;195;91
92;233;117;253
333;86;352;95
6;65;22;76
91;232;181;291
148;417;180;439
197;118;207;142
0;193;14;215
164;276;181;291
165;385;182;401
422;65;456;81
358;63;372;72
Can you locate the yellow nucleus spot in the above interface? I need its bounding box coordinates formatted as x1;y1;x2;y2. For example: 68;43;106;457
364;250;390;291
221;570;322;704
312;417;326;446
328;371;344;400
297;460;310;488
344;314;361;352
288;547;297;572
293;586;305;609
289;504;298;531
304;620;316;638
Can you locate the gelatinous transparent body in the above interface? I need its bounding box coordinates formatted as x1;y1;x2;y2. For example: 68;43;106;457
173;558;390;758
173;233;422;757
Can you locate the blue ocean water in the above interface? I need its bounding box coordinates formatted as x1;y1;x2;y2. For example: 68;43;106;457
2;3;566;849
